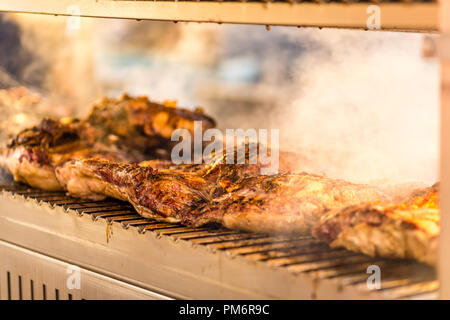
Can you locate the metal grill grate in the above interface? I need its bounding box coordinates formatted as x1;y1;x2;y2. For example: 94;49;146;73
0;183;439;299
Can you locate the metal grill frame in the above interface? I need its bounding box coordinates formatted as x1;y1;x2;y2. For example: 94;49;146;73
0;0;447;299
0;240;171;300
0;0;439;32
0;185;438;299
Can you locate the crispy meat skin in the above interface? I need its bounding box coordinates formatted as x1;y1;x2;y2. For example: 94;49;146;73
56;159;385;234
0;118;135;190
56;159;210;221
190;173;385;233
312;184;439;265
1;94;390;235
0;94;217;190
86;94;215;155
140;143;310;190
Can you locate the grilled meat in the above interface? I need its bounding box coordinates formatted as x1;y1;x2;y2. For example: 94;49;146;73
0;118;135;190
57;143;294;201
0;94;217;190
56;159;210;222
140;142;311;186
86;94;216;157
57;158;385;234
402;182;439;208
312;184;439;265
1;93;391;235
190;173;386;234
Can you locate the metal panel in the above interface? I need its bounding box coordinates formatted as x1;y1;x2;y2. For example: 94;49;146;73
0;0;439;32
0;240;171;300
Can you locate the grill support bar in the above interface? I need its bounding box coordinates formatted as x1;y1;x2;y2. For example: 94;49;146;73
0;0;439;32
439;0;450;299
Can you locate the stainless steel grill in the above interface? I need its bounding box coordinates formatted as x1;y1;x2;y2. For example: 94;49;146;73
0;183;439;299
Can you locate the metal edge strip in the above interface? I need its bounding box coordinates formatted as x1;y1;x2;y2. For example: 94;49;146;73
0;0;439;32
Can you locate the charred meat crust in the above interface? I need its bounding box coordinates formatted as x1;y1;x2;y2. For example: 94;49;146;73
87;94;216;135
9;118;83;150
56;159;211;220
312;185;440;265
313;183;440;244
1;94;218;191
183;173;385;233
18;146;51;166
55;158;385;234
312;205;390;243
86;94;216;153
313;204;439;244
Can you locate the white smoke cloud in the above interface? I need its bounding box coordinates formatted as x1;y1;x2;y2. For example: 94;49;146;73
7;14;438;185
270;28;439;184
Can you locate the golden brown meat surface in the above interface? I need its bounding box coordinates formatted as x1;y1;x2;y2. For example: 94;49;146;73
86;94;216;157
57;158;385;234
0;94;217;190
1;93;392;236
313;184;440;265
190;173;386;234
0;118;135;190
56;159;211;222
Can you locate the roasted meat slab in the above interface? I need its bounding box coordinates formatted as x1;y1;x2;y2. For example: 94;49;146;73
86;94;215;158
0;118;134;190
0;94;216;190
56;159;211;222
190;173;386;234
56;158;385;234
313;184;439;265
0;93;392;235
140;142;312;187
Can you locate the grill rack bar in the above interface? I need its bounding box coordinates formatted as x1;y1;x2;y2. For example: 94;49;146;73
0;184;438;299
0;0;438;32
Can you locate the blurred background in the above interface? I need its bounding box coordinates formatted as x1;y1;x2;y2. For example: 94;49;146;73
0;13;440;184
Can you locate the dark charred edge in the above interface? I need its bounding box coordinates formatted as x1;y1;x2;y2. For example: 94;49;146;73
312;203;435;245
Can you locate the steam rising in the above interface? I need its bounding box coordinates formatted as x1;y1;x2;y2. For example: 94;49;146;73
271;28;439;184
0;14;439;185
197;25;439;185
4;13;99;114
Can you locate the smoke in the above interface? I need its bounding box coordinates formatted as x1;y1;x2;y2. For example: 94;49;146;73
195;25;439;185
92;20;220;107
262;28;439;185
3;13;100;115
0;14;46;89
0;15;439;185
